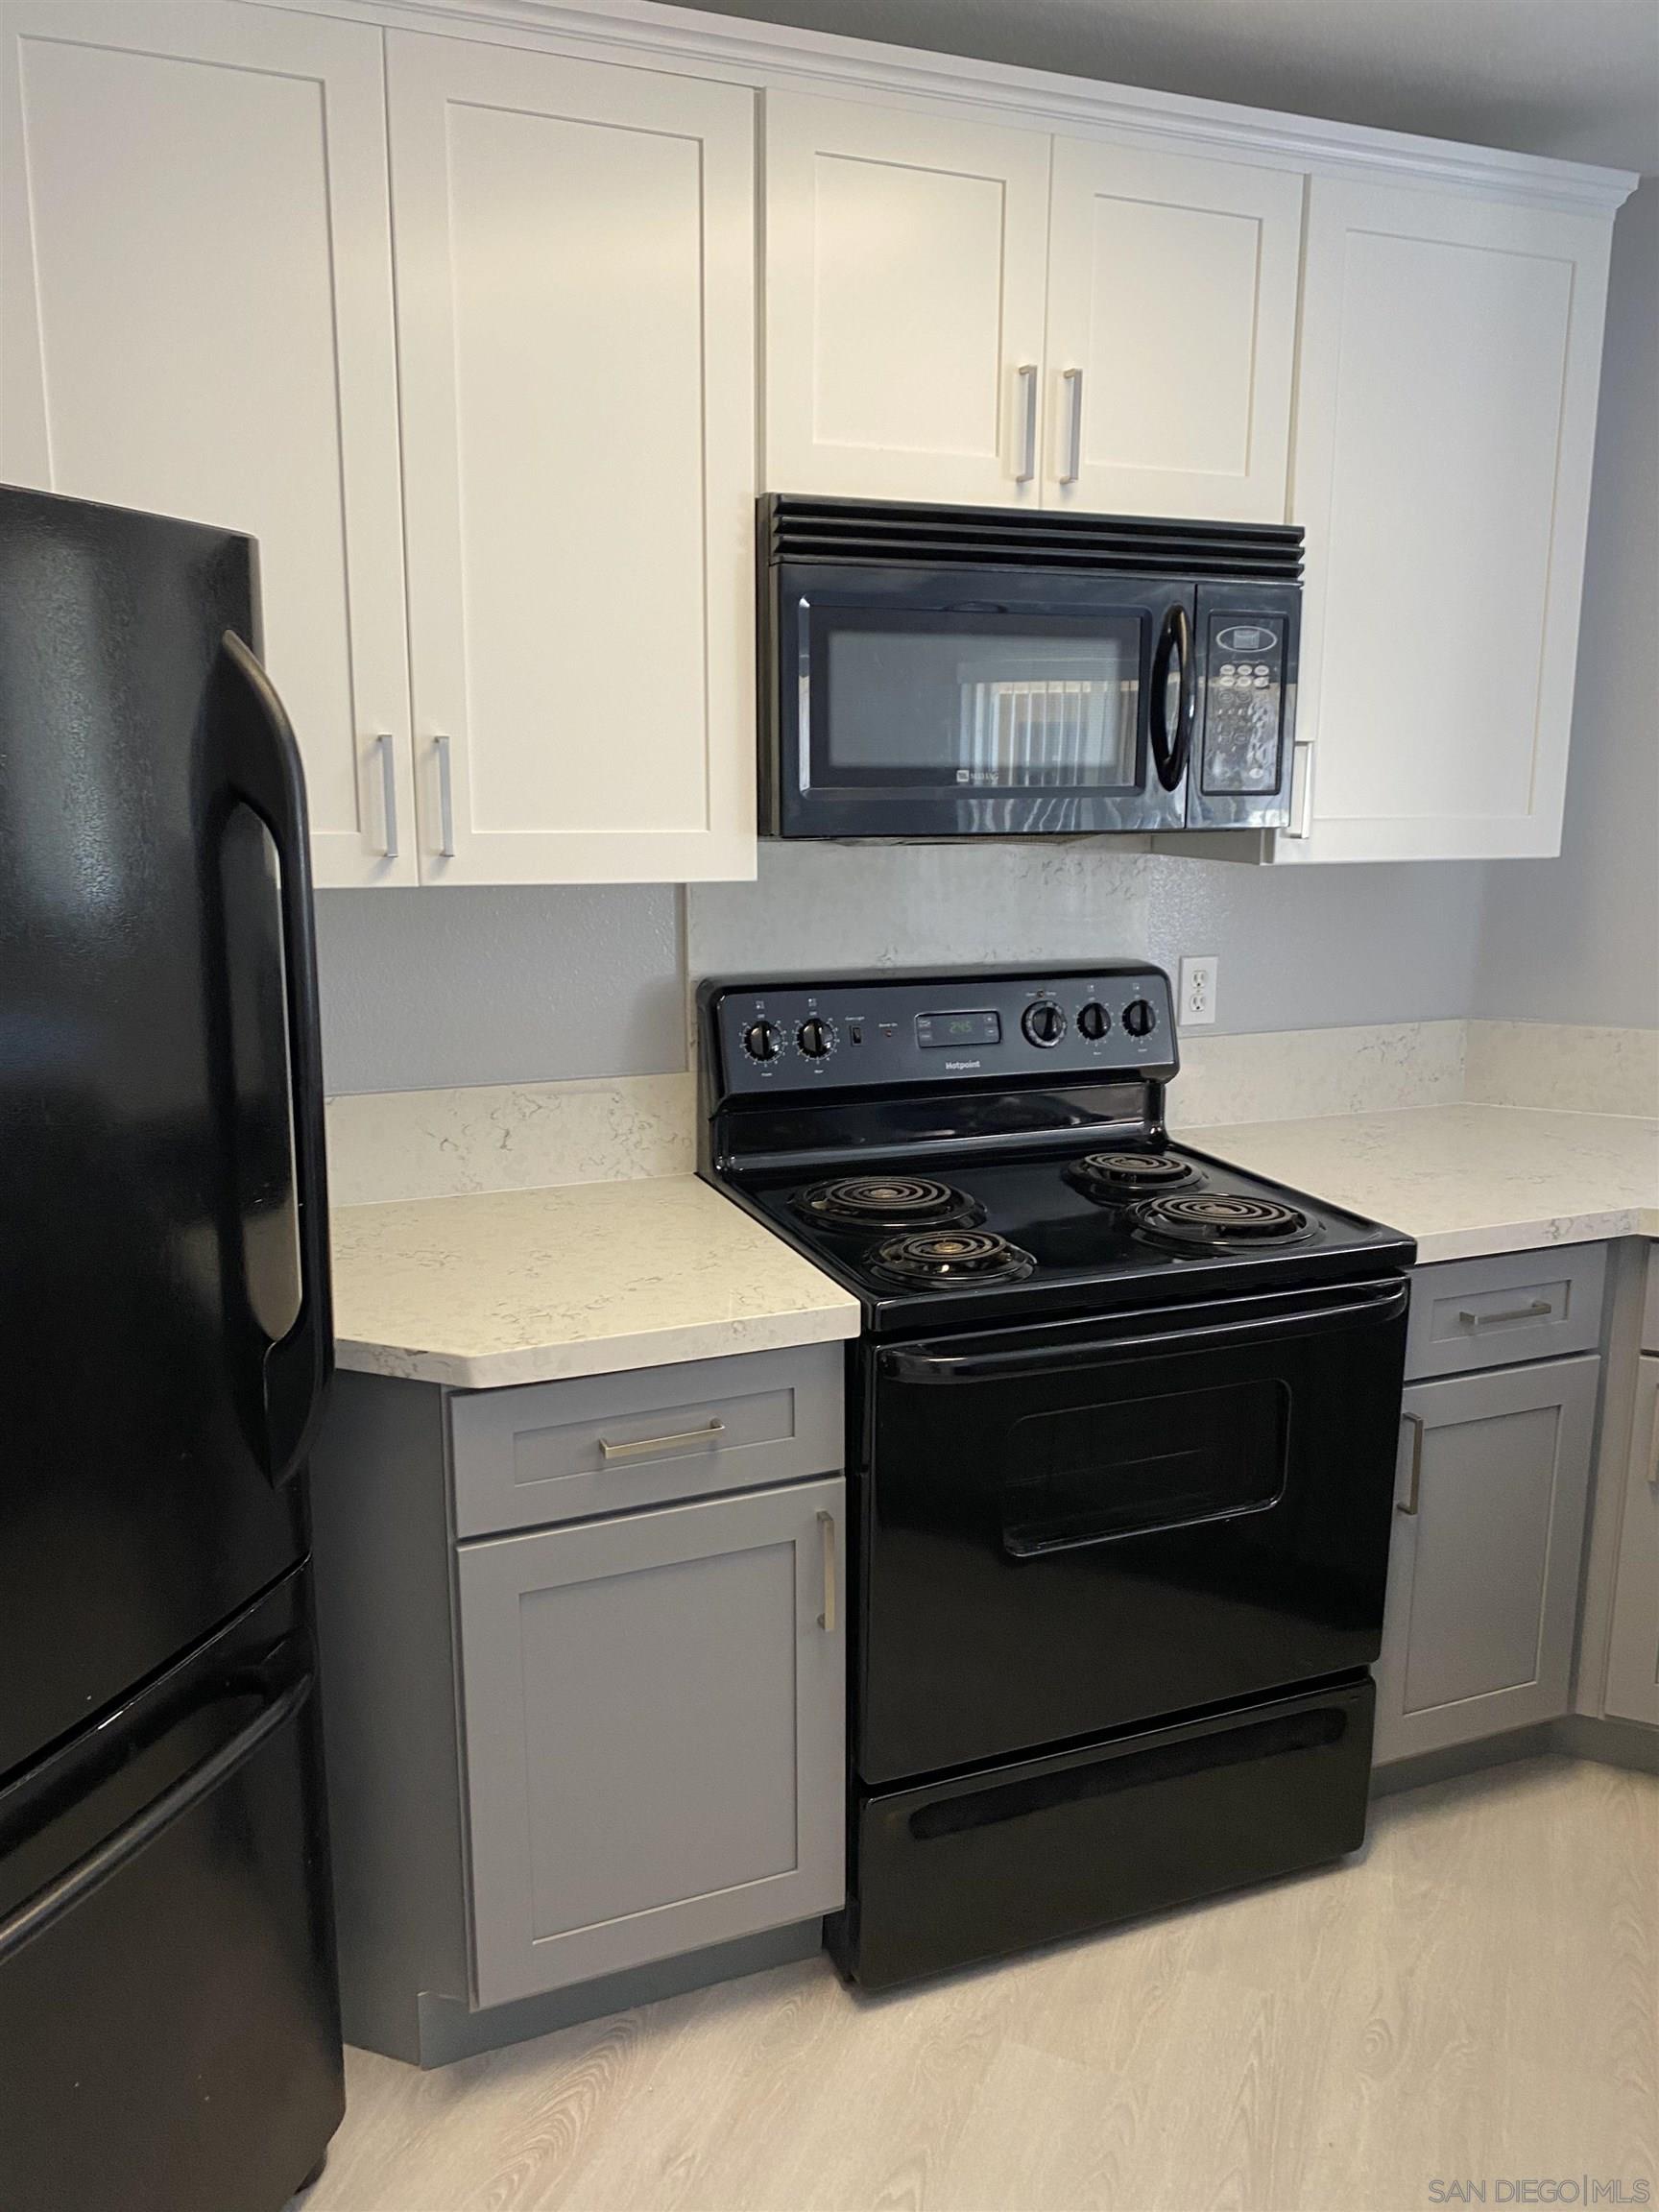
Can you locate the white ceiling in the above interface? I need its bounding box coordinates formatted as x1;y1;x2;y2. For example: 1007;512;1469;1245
675;0;1659;173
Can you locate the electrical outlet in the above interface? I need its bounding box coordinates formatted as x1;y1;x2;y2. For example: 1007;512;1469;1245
1179;955;1218;1027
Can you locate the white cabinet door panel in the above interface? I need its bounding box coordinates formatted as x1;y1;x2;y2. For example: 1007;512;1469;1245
1285;179;1610;863
0;0;413;885
764;90;1050;503
388;33;756;883
1043;139;1301;519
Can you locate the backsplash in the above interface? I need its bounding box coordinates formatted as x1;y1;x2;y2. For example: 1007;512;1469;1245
325;1018;1653;1206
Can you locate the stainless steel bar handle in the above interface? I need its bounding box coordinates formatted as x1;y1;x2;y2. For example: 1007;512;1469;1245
1015;363;1039;484
1399;1412;1425;1515
817;1509;837;1633
1286;738;1316;838
1060;367;1084;485
376;733;399;860
435;733;456;858
598;1418;725;1461
1647;1390;1659;1489
1458;1301;1552;1329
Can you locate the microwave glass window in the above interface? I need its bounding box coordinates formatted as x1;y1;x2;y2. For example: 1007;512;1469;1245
821;614;1142;789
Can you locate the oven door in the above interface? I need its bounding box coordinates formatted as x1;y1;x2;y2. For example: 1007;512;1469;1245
770;563;1195;838
858;1275;1408;1785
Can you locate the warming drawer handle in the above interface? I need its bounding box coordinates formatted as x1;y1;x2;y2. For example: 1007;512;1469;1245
1456;1300;1552;1329
0;1672;313;1970
882;1281;1410;1383
598;1419;725;1460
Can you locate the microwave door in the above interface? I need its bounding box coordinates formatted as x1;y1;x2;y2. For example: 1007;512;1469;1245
1184;582;1300;830
774;565;1191;839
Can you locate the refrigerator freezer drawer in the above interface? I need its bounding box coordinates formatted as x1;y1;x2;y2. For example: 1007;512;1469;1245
0;1566;342;2212
832;1676;1375;1991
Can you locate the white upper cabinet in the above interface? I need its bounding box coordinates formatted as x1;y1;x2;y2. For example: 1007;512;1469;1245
763;91;1051;504
1282;177;1613;863
387;34;757;883
0;0;414;886
1043;140;1301;520
761;95;1302;521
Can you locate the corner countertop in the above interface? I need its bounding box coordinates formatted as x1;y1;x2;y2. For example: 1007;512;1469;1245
1176;1101;1659;1265
330;1175;860;1389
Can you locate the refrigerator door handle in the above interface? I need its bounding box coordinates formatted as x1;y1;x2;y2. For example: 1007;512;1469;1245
0;1671;314;1969
209;632;333;1486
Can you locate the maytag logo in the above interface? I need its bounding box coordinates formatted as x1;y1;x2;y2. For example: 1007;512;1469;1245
944;1058;983;1072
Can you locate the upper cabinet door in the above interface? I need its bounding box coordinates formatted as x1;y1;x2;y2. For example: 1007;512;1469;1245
763;90;1051;504
387;34;757;884
1284;177;1612;863
1043;140;1301;520
0;0;414;886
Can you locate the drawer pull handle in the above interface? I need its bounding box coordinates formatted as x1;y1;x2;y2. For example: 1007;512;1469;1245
598;1419;725;1460
1457;1300;1553;1329
1399;1412;1424;1516
817;1509;837;1634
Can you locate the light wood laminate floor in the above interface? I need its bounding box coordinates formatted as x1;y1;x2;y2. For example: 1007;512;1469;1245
297;1757;1658;2212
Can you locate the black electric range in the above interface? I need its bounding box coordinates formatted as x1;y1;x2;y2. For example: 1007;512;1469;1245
698;966;1415;1989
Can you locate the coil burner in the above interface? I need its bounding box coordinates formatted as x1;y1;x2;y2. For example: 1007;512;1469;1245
867;1228;1037;1289
792;1175;984;1234
1130;1191;1310;1251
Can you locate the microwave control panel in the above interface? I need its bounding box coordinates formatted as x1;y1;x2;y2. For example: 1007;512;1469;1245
1198;614;1286;797
707;968;1178;1096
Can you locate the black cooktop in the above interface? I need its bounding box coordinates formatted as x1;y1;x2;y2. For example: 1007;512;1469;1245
698;967;1415;1334
735;1140;1413;1333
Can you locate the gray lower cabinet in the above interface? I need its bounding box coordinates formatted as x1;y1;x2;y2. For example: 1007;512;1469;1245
1602;1352;1659;1724
458;1479;846;2008
1374;1355;1599;1762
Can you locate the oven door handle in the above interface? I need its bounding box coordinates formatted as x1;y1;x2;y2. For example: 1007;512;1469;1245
879;1280;1409;1383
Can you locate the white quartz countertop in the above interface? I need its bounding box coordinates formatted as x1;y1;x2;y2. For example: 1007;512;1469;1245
1178;1102;1659;1265
330;1175;860;1388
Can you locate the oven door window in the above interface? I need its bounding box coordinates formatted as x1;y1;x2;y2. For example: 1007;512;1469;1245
1002;1380;1286;1559
814;609;1145;792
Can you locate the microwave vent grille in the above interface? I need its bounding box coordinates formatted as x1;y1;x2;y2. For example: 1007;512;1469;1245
764;495;1303;582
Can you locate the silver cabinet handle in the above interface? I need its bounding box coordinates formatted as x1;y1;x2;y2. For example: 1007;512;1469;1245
376;733;399;860
1647;1392;1659;1490
1399;1412;1424;1516
1457;1300;1552;1329
1060;367;1084;485
598;1418;724;1461
817;1508;837;1633
1015;363;1038;484
434;733;456;857
1286;737;1316;838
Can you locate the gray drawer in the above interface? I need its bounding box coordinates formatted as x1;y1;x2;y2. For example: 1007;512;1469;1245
448;1343;844;1537
1406;1244;1607;1382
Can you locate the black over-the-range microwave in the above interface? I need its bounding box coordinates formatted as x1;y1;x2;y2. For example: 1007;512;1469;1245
758;494;1302;840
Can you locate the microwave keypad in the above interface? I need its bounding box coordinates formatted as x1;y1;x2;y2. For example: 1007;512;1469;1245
1200;617;1285;795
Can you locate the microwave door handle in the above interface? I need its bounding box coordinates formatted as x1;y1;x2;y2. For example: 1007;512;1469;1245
881;1281;1410;1383
1148;603;1194;794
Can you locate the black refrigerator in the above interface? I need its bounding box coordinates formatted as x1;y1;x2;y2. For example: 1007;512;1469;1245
0;487;344;2211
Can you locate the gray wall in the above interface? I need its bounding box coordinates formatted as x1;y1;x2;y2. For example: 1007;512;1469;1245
313;185;1656;1096
1473;180;1659;1029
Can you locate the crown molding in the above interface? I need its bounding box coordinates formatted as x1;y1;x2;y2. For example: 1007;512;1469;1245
284;0;1638;215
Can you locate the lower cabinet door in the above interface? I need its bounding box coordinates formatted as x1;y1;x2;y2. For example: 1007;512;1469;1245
1374;1357;1598;1763
1604;1355;1659;1725
456;1479;845;2008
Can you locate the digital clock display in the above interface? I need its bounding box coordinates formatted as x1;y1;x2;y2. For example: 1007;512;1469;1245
915;1010;1001;1050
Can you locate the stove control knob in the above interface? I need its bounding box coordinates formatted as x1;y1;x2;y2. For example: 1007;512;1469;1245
1122;998;1157;1038
1022;998;1067;1047
742;1019;782;1062
1076;1001;1111;1042
797;1015;836;1059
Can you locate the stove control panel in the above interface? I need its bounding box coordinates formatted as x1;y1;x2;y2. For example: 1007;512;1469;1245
707;969;1177;1095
